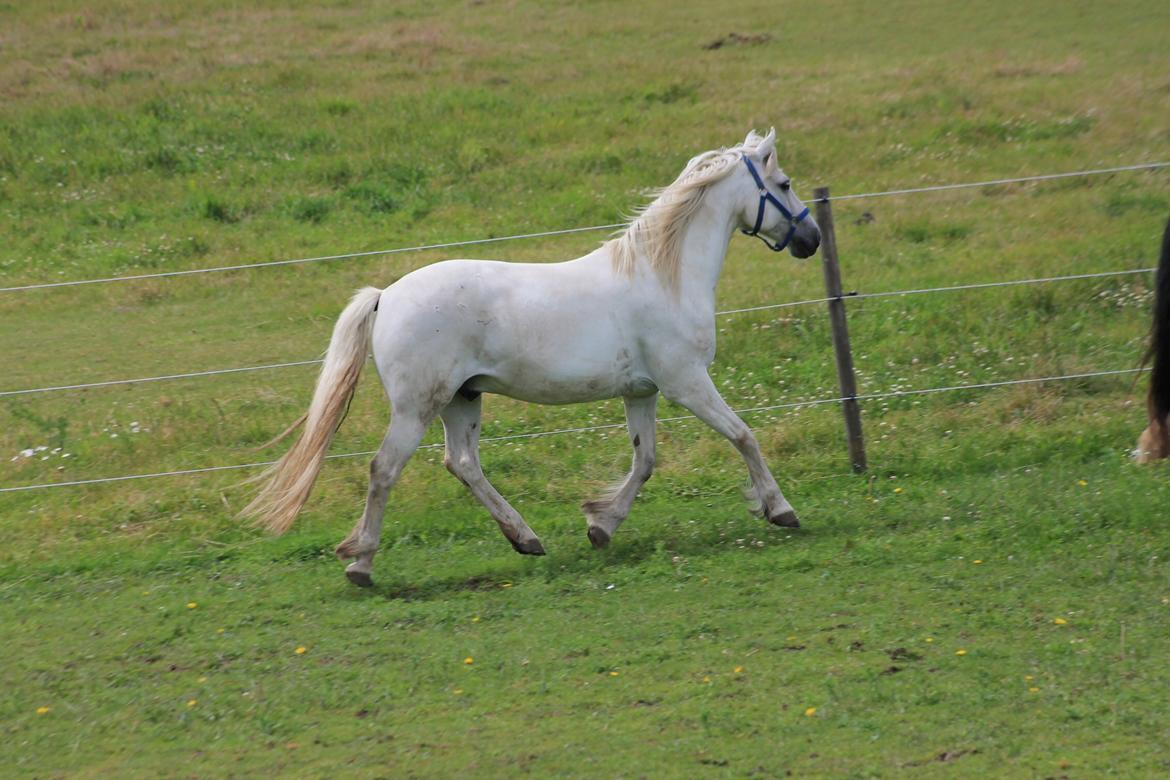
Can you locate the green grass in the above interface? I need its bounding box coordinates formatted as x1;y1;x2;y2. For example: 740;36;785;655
3;0;1170;776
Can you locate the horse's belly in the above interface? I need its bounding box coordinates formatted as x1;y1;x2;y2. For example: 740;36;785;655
464;370;656;405
465;310;656;403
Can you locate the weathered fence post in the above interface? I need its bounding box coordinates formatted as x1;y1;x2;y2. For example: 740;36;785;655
813;187;867;473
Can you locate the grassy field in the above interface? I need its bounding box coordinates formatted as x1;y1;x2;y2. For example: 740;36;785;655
3;0;1170;776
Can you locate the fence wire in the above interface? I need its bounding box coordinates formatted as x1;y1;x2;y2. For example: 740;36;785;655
2;161;1166;295
851;267;1157;303
822;162;1170;202
1;265;1155;399
0;224;627;294
0;366;1148;494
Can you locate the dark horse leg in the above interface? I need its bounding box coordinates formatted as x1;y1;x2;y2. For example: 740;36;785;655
1136;216;1170;463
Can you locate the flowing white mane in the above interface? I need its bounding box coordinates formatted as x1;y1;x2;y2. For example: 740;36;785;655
610;131;768;289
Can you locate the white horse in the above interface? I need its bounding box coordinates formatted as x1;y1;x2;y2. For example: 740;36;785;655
244;129;821;587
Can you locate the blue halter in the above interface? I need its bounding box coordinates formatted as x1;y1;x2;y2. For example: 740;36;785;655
741;154;810;252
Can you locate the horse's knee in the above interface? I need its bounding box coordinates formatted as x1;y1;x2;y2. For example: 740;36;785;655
733;427;757;451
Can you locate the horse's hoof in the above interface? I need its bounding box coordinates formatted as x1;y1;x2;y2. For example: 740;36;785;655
587;526;611;549
510;537;546;556
345;568;374;588
768;509;800;528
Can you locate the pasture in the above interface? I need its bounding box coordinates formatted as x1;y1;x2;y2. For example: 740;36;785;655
2;0;1170;776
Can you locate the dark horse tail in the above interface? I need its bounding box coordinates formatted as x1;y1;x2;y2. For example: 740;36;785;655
1137;217;1170;461
1147;219;1170;424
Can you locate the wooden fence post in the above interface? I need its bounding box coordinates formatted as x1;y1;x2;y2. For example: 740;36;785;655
813;187;867;473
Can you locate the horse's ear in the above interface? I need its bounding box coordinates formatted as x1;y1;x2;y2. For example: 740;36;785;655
758;128;778;173
764;132;780;174
759;127;777;157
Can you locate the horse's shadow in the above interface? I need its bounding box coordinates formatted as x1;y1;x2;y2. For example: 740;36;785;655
344;516;816;603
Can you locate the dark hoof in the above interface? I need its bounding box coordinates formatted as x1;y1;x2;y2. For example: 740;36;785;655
768;509;801;528
510;537;546;556
587;526;611;549
345;569;374;588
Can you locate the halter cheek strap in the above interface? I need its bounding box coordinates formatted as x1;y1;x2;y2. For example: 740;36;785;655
741;155;810;252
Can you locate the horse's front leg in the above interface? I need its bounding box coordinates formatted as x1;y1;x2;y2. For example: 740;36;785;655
662;371;799;528
582;393;658;548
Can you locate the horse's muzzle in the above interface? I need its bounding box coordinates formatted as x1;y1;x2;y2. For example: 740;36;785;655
788;223;821;259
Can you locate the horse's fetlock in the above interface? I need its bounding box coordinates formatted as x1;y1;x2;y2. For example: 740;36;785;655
335;534;375;560
582;497;617;517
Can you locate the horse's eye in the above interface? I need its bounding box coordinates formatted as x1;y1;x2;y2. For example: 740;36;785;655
779;180;791;192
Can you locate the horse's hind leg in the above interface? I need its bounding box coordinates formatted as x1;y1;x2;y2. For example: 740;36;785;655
440;394;545;555
582;393;658;548
335;411;430;587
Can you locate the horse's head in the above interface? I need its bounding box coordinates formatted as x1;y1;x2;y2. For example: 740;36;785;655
735;129;821;259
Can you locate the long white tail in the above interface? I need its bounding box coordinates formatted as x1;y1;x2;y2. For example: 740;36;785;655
241;286;383;533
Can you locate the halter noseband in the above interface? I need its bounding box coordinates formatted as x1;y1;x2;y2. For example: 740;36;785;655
741;154;810;252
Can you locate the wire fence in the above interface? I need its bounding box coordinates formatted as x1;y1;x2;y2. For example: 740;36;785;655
1;160;1166;493
0;224;628;294
0;266;1156;399
0;366;1148;494
1;161;1166;295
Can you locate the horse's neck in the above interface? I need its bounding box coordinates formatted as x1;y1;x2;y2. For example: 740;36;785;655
675;190;737;308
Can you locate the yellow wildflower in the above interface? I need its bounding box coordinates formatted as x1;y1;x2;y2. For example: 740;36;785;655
804;707;816;717
955;649;967;656
295;646;307;655
1053;618;1068;625
186;602;198;610
36;706;50;715
464;657;474;665
186;699;197;708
